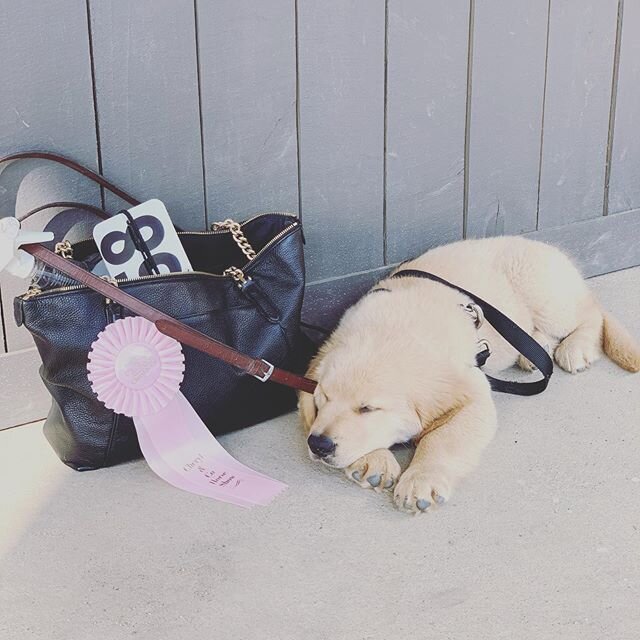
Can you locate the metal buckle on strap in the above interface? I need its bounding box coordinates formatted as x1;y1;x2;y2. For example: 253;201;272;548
477;338;491;355
475;339;492;367
252;359;275;382
464;302;485;328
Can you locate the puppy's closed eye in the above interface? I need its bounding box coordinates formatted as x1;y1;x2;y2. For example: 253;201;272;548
357;405;379;414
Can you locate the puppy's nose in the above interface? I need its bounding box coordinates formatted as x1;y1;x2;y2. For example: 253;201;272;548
307;434;336;458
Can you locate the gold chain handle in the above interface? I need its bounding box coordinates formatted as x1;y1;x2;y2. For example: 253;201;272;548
212;218;257;286
212;219;257;260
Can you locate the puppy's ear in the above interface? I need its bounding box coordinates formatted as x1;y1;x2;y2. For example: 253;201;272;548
298;390;317;433
298;354;324;432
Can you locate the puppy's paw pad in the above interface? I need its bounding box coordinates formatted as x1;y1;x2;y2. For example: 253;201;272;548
554;339;600;374
394;468;452;514
367;474;381;488
346;449;401;492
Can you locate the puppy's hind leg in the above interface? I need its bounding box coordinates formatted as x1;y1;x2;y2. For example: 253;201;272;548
553;301;603;373
503;239;603;373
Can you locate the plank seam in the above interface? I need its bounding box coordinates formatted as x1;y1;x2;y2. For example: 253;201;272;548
85;0;105;210
535;0;552;231
0;419;44;432
382;0;389;263
193;0;209;229
0;285;7;353
603;0;625;217
462;0;475;239
308;263;394;287
294;0;303;222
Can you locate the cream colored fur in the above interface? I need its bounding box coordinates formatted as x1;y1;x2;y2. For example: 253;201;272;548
299;236;640;513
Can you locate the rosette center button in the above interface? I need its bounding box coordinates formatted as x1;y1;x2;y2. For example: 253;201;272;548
115;343;162;390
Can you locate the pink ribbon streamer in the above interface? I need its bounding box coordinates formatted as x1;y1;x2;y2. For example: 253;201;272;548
87;316;287;508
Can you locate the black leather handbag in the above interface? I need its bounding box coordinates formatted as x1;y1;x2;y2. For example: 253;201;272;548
7;153;315;471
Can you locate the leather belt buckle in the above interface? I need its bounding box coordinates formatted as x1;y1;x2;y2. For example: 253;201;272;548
253;359;275;382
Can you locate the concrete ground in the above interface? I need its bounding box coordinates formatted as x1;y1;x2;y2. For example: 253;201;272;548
1;267;639;640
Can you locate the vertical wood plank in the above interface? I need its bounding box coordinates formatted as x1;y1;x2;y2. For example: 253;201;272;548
0;0;100;352
89;0;206;229
466;1;548;238
0;1;99;195
538;0;619;229
0;349;50;430
609;1;640;215
298;0;385;281
385;0;469;263
197;0;298;223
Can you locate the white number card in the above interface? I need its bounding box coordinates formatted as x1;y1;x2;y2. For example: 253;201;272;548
93;199;192;280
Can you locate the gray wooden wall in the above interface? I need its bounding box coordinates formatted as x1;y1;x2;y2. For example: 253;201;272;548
1;0;640;428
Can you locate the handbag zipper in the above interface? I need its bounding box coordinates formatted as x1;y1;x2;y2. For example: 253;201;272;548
72;211;298;244
22;219;299;300
205;210;297;233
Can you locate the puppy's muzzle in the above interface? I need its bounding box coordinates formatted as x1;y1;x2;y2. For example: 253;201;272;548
307;434;336;459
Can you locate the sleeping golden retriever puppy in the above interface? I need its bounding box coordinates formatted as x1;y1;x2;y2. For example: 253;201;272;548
299;236;640;513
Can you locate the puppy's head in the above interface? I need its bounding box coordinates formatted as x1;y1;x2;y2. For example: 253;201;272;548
300;371;422;468
299;286;476;469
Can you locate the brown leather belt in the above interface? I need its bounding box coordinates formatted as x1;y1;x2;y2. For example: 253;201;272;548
2;151;141;206
23;243;318;395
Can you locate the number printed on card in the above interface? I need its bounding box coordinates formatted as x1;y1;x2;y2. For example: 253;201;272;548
93;199;192;280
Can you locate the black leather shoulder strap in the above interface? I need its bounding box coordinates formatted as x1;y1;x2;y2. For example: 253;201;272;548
391;269;553;396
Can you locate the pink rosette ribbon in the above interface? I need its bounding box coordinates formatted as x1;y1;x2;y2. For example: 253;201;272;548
87;316;287;508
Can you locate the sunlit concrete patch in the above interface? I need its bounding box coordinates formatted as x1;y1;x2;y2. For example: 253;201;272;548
0;267;638;639
0;421;70;559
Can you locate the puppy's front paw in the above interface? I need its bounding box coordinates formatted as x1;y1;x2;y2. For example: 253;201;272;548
393;465;452;513
346;449;401;492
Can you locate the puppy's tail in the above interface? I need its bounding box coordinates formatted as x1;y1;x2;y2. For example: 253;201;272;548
602;311;640;372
